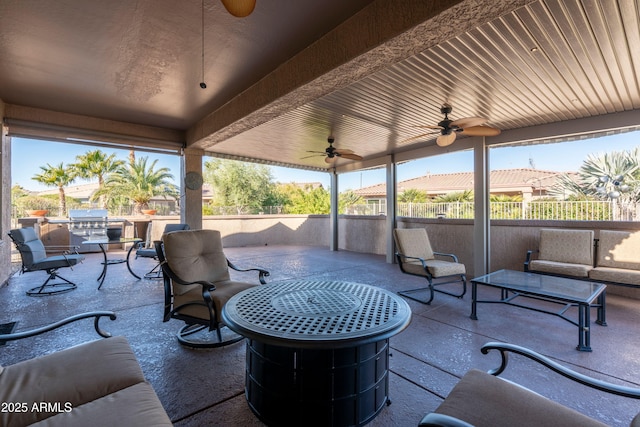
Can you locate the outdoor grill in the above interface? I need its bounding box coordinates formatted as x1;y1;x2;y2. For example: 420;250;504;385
68;209;121;252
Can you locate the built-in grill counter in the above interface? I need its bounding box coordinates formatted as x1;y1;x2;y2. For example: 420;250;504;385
47;209;125;253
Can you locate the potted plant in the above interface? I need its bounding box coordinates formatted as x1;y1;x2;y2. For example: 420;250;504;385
16;195;55;217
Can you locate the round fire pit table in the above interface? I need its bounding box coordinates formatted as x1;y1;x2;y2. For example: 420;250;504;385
222;280;412;427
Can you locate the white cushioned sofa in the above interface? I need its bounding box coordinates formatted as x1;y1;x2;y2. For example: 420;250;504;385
525;228;640;289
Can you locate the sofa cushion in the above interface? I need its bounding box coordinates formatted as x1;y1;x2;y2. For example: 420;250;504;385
538;229;594;266
528;259;592;278
589;267;640;287
31;382;172;427
434;369;608;427
596;230;640;271
0;336;146;426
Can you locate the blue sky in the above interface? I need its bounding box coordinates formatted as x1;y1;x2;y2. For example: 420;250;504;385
11;132;640;192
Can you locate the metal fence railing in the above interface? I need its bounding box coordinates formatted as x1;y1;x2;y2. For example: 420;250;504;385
353;201;638;221
12;201;639;221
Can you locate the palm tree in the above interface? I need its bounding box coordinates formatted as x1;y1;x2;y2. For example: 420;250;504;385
32;163;76;216
551;149;640;202
71;150;125;208
433;190;474;203
398;188;427;203
96;156;179;214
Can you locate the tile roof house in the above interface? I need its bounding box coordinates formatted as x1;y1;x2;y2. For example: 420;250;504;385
353;168;577;202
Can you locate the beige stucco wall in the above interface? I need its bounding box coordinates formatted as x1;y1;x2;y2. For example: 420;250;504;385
147;215;330;247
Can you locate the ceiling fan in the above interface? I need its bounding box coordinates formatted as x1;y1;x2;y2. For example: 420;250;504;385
305;137;363;164
404;104;501;147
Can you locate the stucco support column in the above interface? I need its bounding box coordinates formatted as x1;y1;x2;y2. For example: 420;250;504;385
473;138;490;276
330;170;338;251
181;148;204;230
0;100;12;286
386;157;397;263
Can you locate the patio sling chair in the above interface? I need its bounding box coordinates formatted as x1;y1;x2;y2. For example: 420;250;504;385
134;223;189;278
156;229;270;348
8;227;85;296
394;228;466;304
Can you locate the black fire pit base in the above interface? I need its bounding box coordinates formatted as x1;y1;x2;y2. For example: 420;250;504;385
245;338;390;427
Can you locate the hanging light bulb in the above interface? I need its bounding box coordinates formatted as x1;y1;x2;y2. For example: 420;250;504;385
220;0;256;17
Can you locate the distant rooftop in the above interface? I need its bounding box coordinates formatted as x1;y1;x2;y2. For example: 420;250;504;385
353;168;577;198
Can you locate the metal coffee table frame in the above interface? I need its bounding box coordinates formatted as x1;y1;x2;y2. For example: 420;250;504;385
470;269;606;352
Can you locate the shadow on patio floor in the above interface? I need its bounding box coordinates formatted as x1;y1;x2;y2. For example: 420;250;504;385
2;245;639;426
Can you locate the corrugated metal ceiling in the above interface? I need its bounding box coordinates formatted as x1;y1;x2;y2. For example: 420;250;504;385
207;0;640;171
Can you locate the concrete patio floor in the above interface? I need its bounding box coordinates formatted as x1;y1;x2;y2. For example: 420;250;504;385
2;244;640;426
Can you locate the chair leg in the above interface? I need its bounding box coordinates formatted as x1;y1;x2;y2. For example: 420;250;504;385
398;275;466;305
176;324;244;348
26;271;78;297
398;283;436;304
143;262;163;279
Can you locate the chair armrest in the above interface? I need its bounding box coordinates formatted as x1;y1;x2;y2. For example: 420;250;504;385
433;251;460;263
227;259;270;284
44;244;81;253
419;413;475;427
0;311;116;342
395;252;429;268
524;250;538;271
482;342;640;399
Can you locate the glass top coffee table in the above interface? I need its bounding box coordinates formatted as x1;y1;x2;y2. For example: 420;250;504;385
470;269;606;351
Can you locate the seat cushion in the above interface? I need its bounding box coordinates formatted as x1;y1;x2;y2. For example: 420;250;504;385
528;259;592;278
173;280;258;322
0;336;147;426
31;382;172;427
589;267;640;287
434;369;608;427
424;259;466;277
538;229;594;266
30;254;84;271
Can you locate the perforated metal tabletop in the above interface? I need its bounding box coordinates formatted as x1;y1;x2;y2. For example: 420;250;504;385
223;280;412;426
222;280;412;349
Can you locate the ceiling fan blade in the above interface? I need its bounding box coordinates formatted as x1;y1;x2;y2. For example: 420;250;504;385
436;133;457;147
325;156;338;164
461;126;502;137
398;132;435;145
450;116;487;128
415;125;444;130
339;153;363;161
334;148;355;155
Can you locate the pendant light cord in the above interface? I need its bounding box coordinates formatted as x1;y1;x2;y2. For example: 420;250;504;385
200;0;207;89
